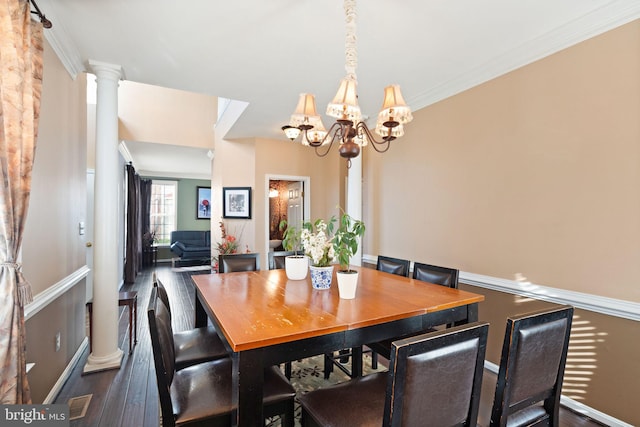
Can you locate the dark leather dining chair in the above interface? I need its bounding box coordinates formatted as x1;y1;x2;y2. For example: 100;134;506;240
325;255;412;378
478;305;574;427
218;253;260;273
148;287;296;427
412;261;459;288
154;279;228;370
301;322;489;427
376;255;411;277
369;261;460;361
413;262;459;328
268;250;295;270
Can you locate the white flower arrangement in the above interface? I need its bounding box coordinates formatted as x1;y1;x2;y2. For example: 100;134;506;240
301;219;336;267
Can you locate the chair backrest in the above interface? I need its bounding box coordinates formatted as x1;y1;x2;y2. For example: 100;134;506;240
153;279;172;319
218;253;260;273
412;262;459;288
490;305;574;427
268;250;296;270
384;322;489;427
376;255;410;277
147;287;178;425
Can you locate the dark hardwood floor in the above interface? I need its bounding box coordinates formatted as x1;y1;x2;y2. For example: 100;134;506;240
54;264;604;427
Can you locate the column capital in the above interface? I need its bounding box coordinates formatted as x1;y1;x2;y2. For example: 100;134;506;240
88;59;124;81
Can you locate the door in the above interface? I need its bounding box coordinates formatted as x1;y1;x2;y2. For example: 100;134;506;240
287;181;303;231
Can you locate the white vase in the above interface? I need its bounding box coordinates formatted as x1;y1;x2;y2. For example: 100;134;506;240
336;270;358;299
309;265;334;290
284;255;308;280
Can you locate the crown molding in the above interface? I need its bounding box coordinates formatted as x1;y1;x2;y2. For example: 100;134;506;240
40;4;85;79
408;0;640;111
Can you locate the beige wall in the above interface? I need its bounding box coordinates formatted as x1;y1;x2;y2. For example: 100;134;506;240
118;80;216;148
211;137;256;253
253;137;344;265
23;40;88;403
363;19;640;424
364;19;640;303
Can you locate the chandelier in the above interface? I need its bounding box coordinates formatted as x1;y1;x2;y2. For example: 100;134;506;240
282;0;413;167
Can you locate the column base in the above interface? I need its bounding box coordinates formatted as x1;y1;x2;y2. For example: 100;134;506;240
83;348;124;374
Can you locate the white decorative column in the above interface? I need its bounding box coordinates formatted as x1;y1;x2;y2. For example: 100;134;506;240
347;154;363;266
84;60;124;373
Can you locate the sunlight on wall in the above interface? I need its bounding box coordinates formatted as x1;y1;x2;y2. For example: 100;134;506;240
511;282;608;403
563;314;608;401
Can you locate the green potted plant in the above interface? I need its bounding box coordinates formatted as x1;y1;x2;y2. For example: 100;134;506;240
279;219;310;280
332;207;365;298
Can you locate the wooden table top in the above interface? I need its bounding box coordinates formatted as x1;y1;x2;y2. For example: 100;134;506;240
191;266;484;352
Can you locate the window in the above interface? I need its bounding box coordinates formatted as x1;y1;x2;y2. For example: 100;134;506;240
150;180;177;245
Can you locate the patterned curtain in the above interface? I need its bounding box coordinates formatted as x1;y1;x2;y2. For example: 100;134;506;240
0;0;44;404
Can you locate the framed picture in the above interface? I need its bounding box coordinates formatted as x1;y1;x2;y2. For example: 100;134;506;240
223;187;252;219
196;186;211;219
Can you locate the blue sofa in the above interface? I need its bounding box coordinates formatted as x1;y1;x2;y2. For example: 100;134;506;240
170;231;211;264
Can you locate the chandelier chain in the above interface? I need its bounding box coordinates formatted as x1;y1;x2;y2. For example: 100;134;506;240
344;0;357;81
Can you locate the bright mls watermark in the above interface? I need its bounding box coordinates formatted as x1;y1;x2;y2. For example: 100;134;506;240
0;405;68;426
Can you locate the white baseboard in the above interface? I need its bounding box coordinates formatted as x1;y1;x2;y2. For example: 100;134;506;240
43;337;88;404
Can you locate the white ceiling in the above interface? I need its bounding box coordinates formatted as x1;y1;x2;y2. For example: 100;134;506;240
120;140;212;180
36;0;640;175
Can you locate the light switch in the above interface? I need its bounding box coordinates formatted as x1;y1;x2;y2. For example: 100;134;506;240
79;221;85;235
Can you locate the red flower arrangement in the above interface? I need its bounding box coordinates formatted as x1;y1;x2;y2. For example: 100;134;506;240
213;220;250;271
217;221;239;255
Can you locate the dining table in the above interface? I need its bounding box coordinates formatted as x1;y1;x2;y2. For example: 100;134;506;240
191;265;485;427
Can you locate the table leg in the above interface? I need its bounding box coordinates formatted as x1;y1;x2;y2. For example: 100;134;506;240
468;302;479;322
195;293;208;328
232;351;264;427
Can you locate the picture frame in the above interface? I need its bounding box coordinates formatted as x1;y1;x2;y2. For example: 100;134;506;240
196;186;211;219
222;187;252;219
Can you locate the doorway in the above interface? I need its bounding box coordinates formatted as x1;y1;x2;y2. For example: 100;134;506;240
265;175;310;256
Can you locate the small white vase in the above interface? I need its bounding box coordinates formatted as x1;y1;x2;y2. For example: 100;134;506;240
309;265;334;290
336;270;358;299
284;255;308;280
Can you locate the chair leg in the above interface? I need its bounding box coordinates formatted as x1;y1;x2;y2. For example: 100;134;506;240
371;350;378;369
323;353;334;379
282;398;295;427
284;361;292;380
351;346;363;378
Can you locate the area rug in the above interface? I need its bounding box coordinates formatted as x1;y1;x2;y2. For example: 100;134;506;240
171;265;212;273
267;353;387;427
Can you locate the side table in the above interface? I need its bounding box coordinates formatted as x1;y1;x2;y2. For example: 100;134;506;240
87;291;138;354
143;245;158;267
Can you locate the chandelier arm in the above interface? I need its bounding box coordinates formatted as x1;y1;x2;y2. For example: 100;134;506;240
302;121;344;147
354;122;394;153
313;131;342;157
